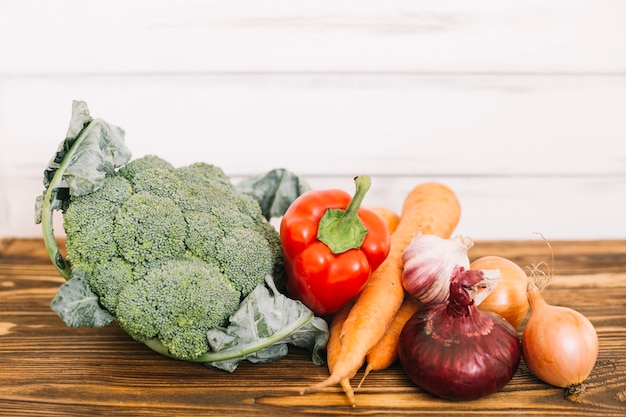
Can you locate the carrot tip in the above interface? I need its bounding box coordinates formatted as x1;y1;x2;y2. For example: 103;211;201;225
301;377;357;407
300;379;334;395
340;378;356;407
357;365;373;390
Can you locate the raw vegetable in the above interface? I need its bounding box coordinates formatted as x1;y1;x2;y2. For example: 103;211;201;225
325;205;403;395
522;266;599;388
326;299;357;406
398;267;521;401
402;233;475;306
471;255;529;329
301;182;461;405
36;100;328;371
369;206;400;234
358;295;421;388
280;176;391;316
357;208;412;387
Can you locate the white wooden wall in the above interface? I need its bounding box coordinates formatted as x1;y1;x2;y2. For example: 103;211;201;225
1;0;625;240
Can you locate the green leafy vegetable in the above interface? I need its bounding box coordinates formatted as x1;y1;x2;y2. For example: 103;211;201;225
204;276;328;372
50;270;114;328
236;169;312;220
36;100;327;371
35;100;131;279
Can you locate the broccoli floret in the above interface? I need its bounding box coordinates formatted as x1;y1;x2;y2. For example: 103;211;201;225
114;192;187;265
184;210;224;264
176;162;231;186
216;227;275;296
63;175;133;267
180;176;245;215
128;167;185;201
87;257;134;314
115;259;240;360
117;155;175;181
257;219;288;293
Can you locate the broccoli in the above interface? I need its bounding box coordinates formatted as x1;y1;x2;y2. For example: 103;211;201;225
37;101;326;370
87;257;134;314
62;175;133;268
215;227;276;295
117;154;175;180
115;258;240;360
113;191;188;265
57;154;288;360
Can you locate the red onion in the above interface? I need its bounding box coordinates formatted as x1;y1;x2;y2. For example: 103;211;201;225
398;267;521;401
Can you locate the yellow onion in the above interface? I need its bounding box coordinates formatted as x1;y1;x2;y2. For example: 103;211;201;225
522;283;599;388
471;256;529;329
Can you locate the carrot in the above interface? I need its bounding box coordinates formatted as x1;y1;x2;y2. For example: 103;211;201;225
326;300;356;406
357;295;421;389
323;207;399;406
301;182;461;405
357;206;415;389
369;206;400;234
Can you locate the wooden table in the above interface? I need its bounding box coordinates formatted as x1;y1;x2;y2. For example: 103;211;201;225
1;238;625;416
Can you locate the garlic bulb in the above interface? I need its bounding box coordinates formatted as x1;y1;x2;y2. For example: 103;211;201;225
401;233;475;305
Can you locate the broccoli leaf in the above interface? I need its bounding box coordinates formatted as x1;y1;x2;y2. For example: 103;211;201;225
50;270;114;328
203;276;329;372
35;100;131;224
236;168;311;221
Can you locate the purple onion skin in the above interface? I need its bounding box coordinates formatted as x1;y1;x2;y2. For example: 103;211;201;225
398;269;522;401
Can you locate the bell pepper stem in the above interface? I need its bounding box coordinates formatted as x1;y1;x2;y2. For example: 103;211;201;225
317;176;371;254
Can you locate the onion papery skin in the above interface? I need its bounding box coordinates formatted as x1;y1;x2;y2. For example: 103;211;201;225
522;289;599;388
398;269;521;401
470;256;529;329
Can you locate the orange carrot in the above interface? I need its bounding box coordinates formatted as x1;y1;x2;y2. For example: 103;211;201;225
301;182;461;405
360;206;415;386
324;207;398;406
326;300;356;406
369;206;400;234
357;295;421;388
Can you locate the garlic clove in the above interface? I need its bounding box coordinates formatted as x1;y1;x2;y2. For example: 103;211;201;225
401;233;474;305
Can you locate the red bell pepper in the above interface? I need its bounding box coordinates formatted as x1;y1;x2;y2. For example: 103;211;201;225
279;176;391;315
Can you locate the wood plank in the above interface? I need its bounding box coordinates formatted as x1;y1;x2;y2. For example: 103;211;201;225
5;238;626;272
1;238;625;415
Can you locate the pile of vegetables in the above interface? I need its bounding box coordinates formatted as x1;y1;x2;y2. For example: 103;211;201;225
37;100;599;404
296;183;599;406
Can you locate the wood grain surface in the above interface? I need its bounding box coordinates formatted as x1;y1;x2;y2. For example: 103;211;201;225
1;238;625;416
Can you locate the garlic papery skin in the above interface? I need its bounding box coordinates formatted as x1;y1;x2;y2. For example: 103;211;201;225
401;233;474;306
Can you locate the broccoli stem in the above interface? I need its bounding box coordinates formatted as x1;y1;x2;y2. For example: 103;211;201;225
41;196;72;280
143;309;314;363
41;121;104;281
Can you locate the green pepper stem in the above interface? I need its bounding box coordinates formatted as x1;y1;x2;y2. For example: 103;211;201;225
316;175;371;254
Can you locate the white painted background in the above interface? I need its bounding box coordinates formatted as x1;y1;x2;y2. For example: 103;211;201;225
1;0;625;240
